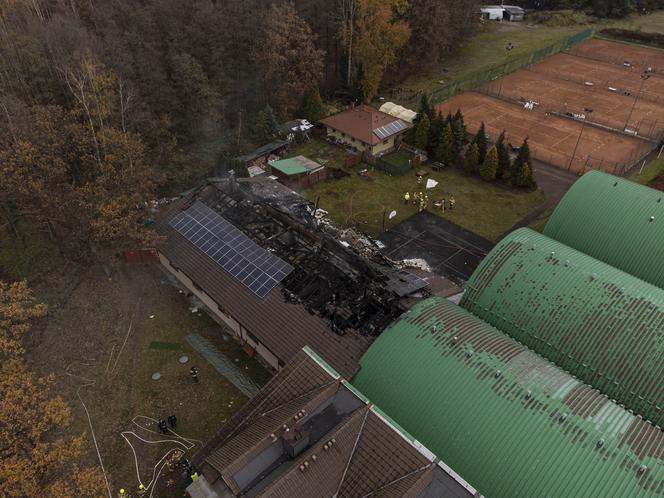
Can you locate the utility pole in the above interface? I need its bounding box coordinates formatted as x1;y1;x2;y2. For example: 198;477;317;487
624;74;649;132
568;110;592;172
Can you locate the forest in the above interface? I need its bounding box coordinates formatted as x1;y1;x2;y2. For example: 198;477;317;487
527;0;664;17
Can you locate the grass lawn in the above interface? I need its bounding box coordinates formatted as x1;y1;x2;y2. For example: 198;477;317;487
630;152;664;185
31;263;271;497
2;220;271;497
286;138;350;170
382;150;414;166
304;165;545;241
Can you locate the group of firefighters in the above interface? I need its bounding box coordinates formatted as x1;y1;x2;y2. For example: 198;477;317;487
117;368;203;496
404;175;455;213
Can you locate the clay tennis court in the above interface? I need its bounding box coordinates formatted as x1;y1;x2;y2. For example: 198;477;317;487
482;66;664;136
437;92;645;174
435;39;664;175
568;38;664;73
532;52;664;104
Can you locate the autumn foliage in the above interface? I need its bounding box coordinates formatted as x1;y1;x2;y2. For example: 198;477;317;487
0;281;106;497
0;57;158;258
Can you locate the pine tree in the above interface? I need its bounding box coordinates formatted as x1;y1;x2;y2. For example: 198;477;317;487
511;138;531;183
253;105;280;144
480;146;498;181
436;123;454;165
496;130;511;180
464;142;479;174
415;93;432;124
414;113;431;150
428;112;445;156
474;122;488;164
303;86;324;123
515;161;536;188
452;116;465;160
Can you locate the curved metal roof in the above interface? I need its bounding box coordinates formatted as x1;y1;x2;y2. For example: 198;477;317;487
352;297;664;498
544;170;664;289
461;228;664;426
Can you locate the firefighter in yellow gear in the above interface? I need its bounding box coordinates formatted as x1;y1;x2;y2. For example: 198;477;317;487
191;472;200;482
118;489;126;498
404;192;410;205
137;483;147;496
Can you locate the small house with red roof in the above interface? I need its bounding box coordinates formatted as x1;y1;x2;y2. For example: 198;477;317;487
319;105;412;157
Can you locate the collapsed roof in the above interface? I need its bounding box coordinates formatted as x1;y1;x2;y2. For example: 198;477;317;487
156;177;436;377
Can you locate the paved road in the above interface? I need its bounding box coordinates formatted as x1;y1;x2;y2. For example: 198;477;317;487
499;160;578;239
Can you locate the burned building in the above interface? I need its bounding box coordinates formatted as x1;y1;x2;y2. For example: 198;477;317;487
156;176;451;376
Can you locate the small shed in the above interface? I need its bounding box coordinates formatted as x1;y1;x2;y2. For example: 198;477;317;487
503;5;525;21
236;139;289;169
480;5;504;20
378;102;417;124
269;155;330;189
480;5;525;21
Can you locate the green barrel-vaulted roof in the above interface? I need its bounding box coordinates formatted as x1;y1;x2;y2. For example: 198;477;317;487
352;298;663;498
461;228;664;426
544;170;664;289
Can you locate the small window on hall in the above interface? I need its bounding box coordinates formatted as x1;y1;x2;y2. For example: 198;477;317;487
383;140;388;144
341;133;346;138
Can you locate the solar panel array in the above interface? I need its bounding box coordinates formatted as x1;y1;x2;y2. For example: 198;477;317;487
169;201;293;298
373;120;409;140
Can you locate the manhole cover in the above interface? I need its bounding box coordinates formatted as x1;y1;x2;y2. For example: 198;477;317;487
179;355;189;364
152;372;162;380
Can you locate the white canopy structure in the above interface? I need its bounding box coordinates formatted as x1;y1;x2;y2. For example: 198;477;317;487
379;102;417;124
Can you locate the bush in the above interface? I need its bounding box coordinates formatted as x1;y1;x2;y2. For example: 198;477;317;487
600;28;664;49
527;10;597;27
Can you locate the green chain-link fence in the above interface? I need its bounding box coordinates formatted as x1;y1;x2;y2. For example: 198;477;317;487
428;28;595;105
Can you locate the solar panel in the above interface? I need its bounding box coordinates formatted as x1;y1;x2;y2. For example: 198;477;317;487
169;201;293;298
373;120;409;140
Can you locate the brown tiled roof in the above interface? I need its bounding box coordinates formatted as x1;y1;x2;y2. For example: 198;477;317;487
193;350;454;498
193;350;335;468
319;105;412;145
336;411;432;497
209;382;339;476
259;407;435;498
259;408;370;497
155;190;367;378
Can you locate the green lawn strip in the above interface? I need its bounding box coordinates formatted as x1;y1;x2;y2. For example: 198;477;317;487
630;154;664;185
528;206;556;233
304;166;544;241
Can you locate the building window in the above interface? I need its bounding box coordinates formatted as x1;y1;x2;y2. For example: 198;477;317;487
382;140;388;145
341;133;346;138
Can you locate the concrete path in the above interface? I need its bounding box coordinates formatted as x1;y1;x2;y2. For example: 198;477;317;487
185;333;261;398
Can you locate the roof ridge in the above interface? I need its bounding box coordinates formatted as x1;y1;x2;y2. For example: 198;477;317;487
358;463;434;498
334;406;371;497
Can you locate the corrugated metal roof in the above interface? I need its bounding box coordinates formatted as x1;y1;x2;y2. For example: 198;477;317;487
352;297;664;498
544;170;664;289
461;228;664;426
